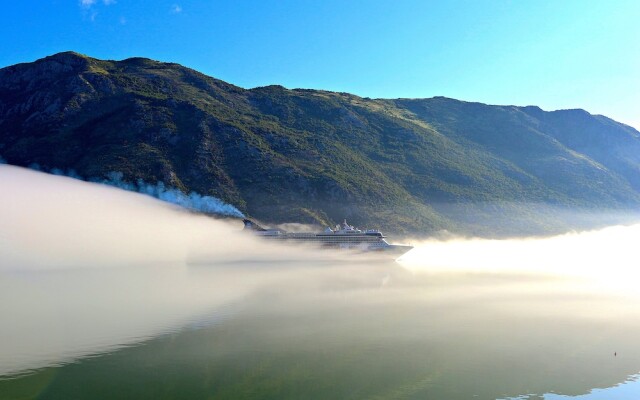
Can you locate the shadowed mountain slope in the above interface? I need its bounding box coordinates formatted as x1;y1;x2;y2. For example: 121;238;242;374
1;52;639;235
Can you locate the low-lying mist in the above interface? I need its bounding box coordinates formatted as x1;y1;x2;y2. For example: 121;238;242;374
3;163;640;393
0;165;341;376
400;224;640;291
0;165;347;271
24;162;244;218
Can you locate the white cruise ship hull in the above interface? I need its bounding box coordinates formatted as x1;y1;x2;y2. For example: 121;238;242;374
243;219;413;260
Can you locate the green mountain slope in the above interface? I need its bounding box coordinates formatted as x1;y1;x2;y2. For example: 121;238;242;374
1;52;639;235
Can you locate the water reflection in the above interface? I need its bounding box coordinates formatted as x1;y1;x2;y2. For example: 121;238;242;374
3;262;640;399
0;265;266;377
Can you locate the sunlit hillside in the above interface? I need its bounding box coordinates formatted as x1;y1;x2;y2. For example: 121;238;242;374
2;52;639;235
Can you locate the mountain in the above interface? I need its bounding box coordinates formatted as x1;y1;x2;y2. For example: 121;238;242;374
1;51;639;236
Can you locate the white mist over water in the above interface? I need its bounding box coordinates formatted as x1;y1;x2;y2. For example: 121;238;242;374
0;165;337;376
28;163;245;218
0;165;330;271
3;163;640;394
400;224;640;290
93;171;245;218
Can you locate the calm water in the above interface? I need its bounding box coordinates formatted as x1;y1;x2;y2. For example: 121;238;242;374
3;166;640;399
2;260;640;400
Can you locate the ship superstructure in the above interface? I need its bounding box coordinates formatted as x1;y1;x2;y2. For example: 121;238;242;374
243;219;413;258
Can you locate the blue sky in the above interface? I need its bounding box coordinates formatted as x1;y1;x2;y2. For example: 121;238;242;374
1;0;638;129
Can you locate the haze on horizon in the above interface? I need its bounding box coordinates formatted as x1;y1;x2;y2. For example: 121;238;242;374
1;0;638;130
4;164;640;384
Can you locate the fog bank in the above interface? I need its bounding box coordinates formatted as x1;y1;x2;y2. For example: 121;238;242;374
28;163;244;218
3;163;640;390
0;165;339;376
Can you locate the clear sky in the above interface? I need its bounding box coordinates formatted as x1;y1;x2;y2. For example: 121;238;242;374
1;0;638;129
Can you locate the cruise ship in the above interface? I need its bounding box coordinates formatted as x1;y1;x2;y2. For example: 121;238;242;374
243;219;413;259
